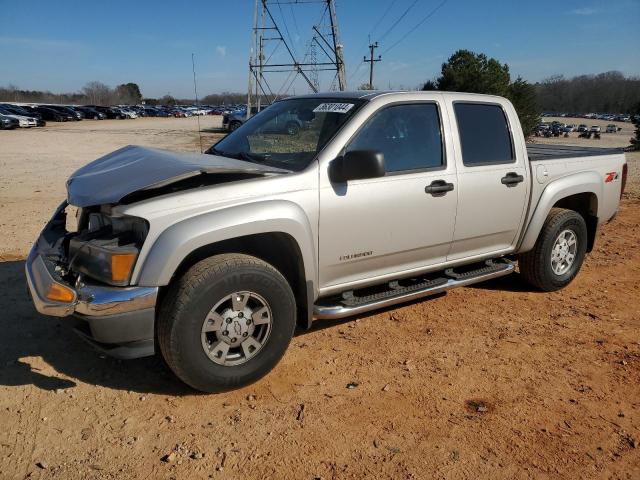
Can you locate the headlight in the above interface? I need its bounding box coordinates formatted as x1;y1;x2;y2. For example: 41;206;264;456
68;212;148;286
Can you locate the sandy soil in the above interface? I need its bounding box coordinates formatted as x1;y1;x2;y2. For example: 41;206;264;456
0;117;638;479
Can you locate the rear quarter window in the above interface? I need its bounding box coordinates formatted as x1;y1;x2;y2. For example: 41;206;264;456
454;103;514;166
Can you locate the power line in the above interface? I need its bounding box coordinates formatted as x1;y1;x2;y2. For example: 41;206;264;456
378;0;421;42
247;0;346;109
277;1;298;58
289;3;301;38
346;0;399;84
384;0;449;53
370;0;400;36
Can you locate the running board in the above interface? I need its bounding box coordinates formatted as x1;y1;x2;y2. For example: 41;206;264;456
313;259;514;320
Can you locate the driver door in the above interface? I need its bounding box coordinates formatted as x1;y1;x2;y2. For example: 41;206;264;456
318;101;458;291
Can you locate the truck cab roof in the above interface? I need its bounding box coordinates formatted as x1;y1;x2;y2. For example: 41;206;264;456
286;90;506;102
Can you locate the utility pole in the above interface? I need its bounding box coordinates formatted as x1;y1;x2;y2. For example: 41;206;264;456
327;0;347;91
364;41;381;90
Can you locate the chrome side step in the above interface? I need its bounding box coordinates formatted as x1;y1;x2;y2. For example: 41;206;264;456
313;259;514;320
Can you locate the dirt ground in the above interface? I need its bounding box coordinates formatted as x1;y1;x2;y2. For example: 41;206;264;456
0;116;638;479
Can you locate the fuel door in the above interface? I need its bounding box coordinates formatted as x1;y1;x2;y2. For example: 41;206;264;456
536;164;549;184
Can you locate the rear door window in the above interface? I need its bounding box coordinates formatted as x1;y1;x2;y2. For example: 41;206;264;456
454;103;514;166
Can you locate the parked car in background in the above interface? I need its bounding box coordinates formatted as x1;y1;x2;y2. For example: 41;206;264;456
84;106;125;119
564;124;577;132
74;106;106;120
606;124;619;133
0;107;38;127
33;106;69;122
590;125;601;133
577;124;589;133
223;106;264;131
0;105;46;126
140;106;159;117
0;113;20;130
46;105;81;121
117;107;138;119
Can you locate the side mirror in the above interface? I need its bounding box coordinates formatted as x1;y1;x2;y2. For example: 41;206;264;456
329;150;385;183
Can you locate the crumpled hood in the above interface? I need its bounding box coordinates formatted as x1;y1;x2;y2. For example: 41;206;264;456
66;145;289;207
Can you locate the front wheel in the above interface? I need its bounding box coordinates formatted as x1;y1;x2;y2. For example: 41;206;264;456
157;254;296;392
518;208;588;292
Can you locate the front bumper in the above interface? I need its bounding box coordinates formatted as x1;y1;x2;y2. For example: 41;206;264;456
25;203;158;359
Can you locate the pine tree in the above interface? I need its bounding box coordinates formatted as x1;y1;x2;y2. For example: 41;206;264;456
508;77;540;138
423;50;540;137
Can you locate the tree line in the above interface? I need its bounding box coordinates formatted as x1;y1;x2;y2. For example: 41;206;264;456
0;82;143;106
0;83;266;107
535;71;640;114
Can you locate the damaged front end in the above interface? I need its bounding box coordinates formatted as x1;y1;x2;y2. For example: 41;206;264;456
26;145;291;359
25;202;158;359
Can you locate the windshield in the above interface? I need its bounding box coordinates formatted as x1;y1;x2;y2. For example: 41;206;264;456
208;97;363;171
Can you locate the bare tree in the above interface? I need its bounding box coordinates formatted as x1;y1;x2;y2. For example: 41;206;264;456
82;81;113;105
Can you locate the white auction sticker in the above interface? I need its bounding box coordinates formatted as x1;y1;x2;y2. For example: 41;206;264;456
313;103;355;114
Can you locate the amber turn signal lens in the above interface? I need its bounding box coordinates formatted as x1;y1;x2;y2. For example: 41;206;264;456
111;253;137;283
46;283;75;303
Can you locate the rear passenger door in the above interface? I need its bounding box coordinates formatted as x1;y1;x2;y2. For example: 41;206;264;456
446;100;529;260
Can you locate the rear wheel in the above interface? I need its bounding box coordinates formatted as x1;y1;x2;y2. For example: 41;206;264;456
157;254;296;392
229;121;242;131
518;208;588;291
286;121;300;136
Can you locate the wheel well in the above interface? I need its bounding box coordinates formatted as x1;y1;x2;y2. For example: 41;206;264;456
167;232;309;328
552;192;598;252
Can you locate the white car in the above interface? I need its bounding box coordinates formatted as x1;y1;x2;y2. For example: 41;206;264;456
191;108;212;116
590;125;602;133
0;111;37;127
120;109;138;119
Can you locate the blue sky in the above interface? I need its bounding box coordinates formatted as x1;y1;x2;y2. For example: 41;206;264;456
1;0;639;98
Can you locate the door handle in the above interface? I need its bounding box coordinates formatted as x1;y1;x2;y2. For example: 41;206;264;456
425;180;454;197
501;172;524;187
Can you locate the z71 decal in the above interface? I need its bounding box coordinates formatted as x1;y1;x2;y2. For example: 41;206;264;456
605;172;619;183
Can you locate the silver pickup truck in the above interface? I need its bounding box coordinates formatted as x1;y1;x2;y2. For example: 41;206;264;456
26;91;628;392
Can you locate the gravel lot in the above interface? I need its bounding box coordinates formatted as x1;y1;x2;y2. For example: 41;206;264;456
0;116;638;479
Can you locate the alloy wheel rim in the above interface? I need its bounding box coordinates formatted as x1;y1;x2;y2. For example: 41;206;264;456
550;229;577;275
200;291;272;366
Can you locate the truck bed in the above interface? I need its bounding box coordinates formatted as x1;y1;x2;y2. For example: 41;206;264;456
527;144;623;161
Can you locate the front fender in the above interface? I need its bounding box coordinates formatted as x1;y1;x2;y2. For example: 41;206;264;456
518;171;602;253
134;200;317;290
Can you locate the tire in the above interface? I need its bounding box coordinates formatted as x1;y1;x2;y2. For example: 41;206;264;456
157;253;296;393
229;121;242;131
286;121;300;136
518;208;588;292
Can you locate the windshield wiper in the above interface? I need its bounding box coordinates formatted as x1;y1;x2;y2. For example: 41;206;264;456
207;148;291;171
210;148;266;163
235;151;268;163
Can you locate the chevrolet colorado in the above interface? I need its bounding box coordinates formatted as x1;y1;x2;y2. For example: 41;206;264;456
26;91;628;392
